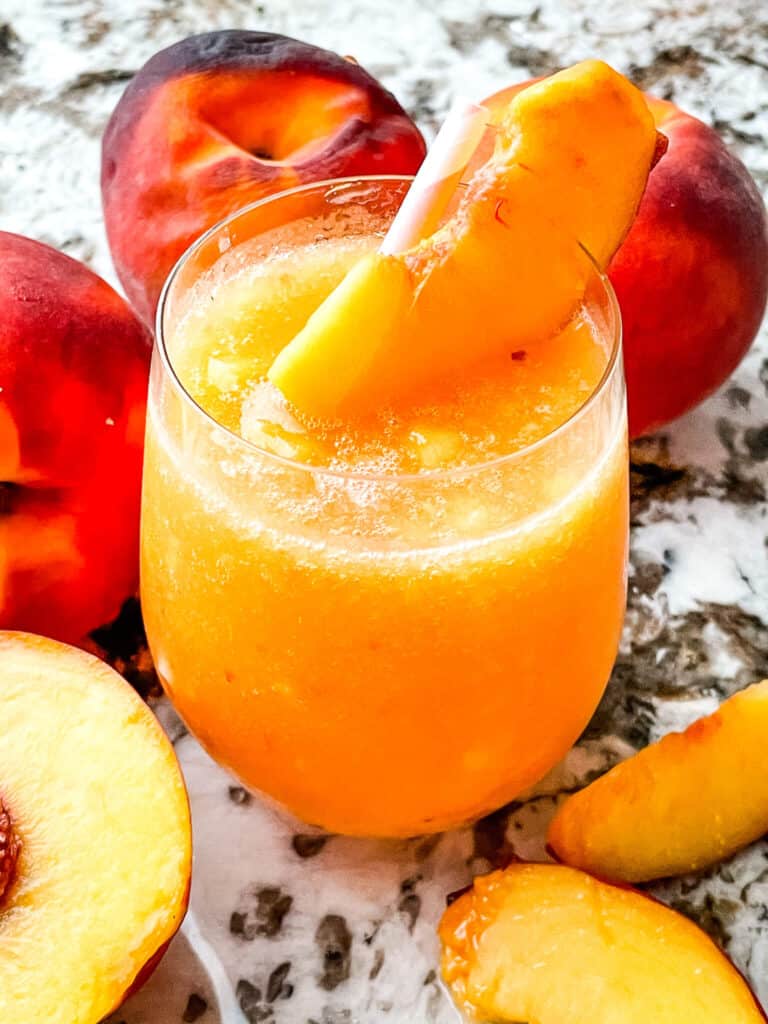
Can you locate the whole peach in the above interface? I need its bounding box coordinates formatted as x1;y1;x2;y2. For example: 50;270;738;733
610;97;768;436
0;233;151;642
484;85;768;437
101;30;427;325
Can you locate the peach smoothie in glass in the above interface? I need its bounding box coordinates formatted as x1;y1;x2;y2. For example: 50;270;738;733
141;62;658;835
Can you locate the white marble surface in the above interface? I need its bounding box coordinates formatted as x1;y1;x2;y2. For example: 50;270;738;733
3;1;768;1022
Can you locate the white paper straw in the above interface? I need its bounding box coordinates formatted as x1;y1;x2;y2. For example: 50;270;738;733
379;98;489;255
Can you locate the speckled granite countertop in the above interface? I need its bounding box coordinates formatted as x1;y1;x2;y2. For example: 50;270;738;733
3;1;768;1021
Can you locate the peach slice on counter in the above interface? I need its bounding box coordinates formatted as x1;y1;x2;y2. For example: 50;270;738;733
0;632;191;1024
440;863;766;1022
548;680;768;883
269;59;660;419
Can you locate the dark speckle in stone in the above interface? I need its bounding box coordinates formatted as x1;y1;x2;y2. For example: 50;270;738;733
291;833;329;858
228;786;252;806
316;914;352;991
741;862;768;907
443;15;557;75
414;833;442;861
230;887;293;940
266;961;293;1002
443;15;507;52
236;980;271;1024
717;417;739;454
408;77;437;122
90;597;161;699
182;993;208;1022
62;68;135;94
744;424;768;461
628;44;711;90
369;948;385;980
423;969;437;986
715;120;768;146
310;1011;353;1024
726;386;753;411
398;877;422;931
715;403;768;502
631;560;667;598
505;42;558;75
630;442;690;510
473;804;517;868
664;892;741;949
0;23;23;62
631;427;764;509
721;464;766;505
589;601;768;749
585;690;658;750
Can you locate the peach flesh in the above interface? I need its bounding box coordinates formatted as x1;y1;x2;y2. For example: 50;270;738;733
547;679;768;882
0;631;192;1023
440;863;767;1023
269;60;658;418
482;81;768;437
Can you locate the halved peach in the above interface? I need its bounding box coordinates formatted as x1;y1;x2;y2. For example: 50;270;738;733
269;60;660;418
440;863;766;1022
548;680;768;882
0;632;191;1023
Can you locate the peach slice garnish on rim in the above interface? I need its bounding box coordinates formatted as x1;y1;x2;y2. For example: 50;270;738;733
268;60;662;420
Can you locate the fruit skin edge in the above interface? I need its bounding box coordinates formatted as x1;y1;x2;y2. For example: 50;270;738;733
0;232;152;645
546;679;768;884
101;29;427;325
439;863;768;1023
0;631;193;1022
268;59;659;418
483;83;768;437
1;19;768;1019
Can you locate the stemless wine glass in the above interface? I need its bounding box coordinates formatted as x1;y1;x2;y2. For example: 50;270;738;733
141;176;628;837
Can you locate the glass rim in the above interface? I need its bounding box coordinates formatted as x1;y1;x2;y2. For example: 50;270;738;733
154;174;624;484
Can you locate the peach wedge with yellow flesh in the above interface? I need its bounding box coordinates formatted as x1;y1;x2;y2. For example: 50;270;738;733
269;60;660;419
548;679;768;882
440;863;766;1023
0;632;191;1024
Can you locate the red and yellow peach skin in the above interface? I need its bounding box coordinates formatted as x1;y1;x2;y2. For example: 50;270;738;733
548;680;768;882
101;30;427;324
0;631;191;1023
440;863;767;1022
0;232;151;642
484;84;768;437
